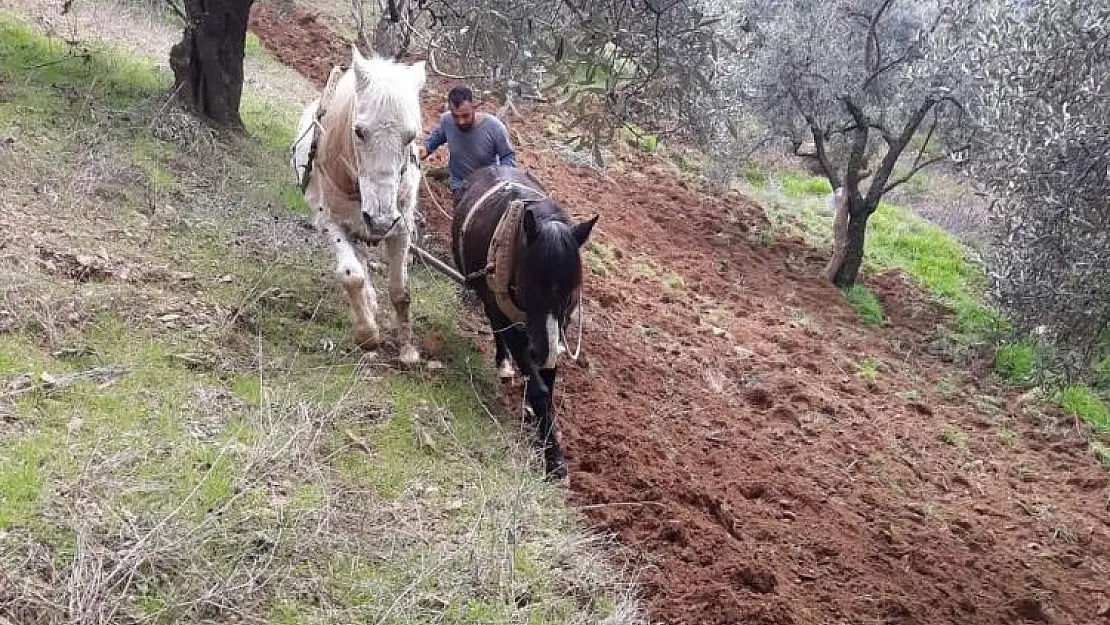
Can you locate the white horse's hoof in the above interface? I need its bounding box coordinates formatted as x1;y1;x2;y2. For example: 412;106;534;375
398;344;420;365
497;359;515;381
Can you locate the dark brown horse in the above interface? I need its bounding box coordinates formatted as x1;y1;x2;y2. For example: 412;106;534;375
451;165;598;480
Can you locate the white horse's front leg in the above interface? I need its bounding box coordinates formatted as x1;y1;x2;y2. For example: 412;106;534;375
385;227;419;364
323;220;380;349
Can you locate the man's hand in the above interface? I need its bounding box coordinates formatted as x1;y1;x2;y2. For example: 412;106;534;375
417;145;428;160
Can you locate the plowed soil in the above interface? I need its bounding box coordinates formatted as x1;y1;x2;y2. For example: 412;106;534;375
249;6;1110;624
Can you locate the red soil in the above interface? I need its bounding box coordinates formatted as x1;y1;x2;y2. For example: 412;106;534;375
249;7;1110;624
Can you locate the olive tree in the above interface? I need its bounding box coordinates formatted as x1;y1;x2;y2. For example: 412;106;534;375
957;0;1110;373
708;0;973;287
387;0;727;165
167;0;256;127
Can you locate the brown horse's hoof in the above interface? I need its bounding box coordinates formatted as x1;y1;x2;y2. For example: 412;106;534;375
543;447;568;484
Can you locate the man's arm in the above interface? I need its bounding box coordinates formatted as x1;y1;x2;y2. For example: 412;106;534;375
492;119;517;167
422;120;447;159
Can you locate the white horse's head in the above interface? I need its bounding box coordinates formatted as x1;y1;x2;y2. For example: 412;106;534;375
348;46;426;239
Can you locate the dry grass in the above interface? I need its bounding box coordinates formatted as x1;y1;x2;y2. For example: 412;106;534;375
0;10;641;625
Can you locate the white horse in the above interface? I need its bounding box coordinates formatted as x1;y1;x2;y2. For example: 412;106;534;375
291;46;426;364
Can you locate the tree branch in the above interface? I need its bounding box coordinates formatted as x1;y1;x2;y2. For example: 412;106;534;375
792;90;841;189
864;97;938;208
841;96;871;204
860;46;915;93
865;0;897;74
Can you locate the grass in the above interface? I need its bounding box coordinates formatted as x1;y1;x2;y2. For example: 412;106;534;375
843;284;884;327
1090;441;1110;467
939;426;970;452
856;357;881;387
779;171;832;197
865;201;1004;341
0;13;638;624
738;169;1005;345
994;340;1037;384
1056;386;1110;433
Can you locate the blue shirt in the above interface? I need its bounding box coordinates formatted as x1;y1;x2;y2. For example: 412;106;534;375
424;112;517;190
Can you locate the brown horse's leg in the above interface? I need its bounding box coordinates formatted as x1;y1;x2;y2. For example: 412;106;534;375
495;333;516;380
498;323;566;481
385;229;419;364
535;367;566;481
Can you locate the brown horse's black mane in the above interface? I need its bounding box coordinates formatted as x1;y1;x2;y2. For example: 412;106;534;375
520;202;583;320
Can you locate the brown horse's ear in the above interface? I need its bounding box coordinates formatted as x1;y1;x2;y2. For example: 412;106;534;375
522;205;539;244
572;214;599;247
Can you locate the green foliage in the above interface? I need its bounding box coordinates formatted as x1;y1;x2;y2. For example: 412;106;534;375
994;341;1037;383
1056;386;1110;432
779;172;832;197
866;202;1005;341
741;161;769;189
844;284;884;327
0;15;166;113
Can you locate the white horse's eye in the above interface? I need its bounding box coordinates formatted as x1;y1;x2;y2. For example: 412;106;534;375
354;126;366;141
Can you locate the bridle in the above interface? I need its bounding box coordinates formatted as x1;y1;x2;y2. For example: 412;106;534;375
295;90;420;245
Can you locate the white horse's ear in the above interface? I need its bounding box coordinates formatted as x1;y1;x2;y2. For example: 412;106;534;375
409;60;427;89
351;45;370;86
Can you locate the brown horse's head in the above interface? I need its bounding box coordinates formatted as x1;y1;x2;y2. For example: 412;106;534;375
515;199;598;370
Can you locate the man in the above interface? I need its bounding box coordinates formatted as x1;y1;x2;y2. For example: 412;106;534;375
419;85;517;203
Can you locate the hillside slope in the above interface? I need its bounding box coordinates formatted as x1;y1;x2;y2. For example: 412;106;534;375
0;8;639;623
248;4;1110;625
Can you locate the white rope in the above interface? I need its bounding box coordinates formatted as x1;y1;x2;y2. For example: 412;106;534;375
559;298;584;361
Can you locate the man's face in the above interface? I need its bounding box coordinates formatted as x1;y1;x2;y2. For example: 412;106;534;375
450;100;476;130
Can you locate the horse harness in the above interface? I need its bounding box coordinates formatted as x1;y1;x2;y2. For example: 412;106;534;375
456;180;549;324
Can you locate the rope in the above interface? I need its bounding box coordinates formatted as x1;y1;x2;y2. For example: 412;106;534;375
419;166;452;220
560;298;584;361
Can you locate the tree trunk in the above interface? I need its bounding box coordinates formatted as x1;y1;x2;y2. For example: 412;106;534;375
169;0;255;127
370;0;411;59
831;206;870;288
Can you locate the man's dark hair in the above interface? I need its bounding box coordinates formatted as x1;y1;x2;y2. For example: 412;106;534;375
448;85;473;107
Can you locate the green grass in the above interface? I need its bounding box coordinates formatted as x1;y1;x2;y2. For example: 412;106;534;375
865;202;1004;341
779;172;832;197
939;426;970;452
244;32;265;59
0;13;634;624
738;169;1005;344
1090;441;1110;467
994;340;1037;384
1056;385;1110;433
843;284;884;327
741;161;769;189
